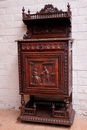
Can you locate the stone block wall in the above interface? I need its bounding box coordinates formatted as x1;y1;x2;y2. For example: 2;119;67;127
0;0;87;115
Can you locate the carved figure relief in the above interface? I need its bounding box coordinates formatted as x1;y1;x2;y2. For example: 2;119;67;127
30;62;55;85
32;68;41;84
41;66;50;84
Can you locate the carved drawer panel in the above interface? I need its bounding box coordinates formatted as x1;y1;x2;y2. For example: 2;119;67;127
21;51;68;95
21;42;64;51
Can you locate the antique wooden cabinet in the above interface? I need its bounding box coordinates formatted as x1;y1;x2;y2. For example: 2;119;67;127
17;4;75;126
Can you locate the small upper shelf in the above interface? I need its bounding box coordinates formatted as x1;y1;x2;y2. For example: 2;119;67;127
22;4;72;39
22;3;71;21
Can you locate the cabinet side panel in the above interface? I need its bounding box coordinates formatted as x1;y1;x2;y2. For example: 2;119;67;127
68;40;73;96
18;42;23;93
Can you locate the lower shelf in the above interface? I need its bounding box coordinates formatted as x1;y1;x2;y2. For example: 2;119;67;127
18;100;75;126
18;109;75;126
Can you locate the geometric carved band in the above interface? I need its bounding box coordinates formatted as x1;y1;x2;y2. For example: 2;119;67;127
21;43;64;51
18;115;71;125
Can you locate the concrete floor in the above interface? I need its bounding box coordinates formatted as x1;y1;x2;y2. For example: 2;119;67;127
0;109;87;130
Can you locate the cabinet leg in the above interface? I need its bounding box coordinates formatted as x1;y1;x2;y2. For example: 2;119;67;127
64;98;70;110
21;94;25;114
64;98;72;118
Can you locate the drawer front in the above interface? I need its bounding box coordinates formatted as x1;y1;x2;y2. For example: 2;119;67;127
20;50;68;96
21;41;65;51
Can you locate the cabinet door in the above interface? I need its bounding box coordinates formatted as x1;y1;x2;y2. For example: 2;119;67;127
21;50;68;96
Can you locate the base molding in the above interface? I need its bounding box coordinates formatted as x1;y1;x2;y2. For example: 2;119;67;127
18;100;75;126
18;109;75;126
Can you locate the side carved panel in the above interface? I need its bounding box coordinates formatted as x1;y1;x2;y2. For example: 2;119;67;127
64;52;68;93
18;43;22;93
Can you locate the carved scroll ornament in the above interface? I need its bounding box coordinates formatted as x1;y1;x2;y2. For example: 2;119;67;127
36;4;62;14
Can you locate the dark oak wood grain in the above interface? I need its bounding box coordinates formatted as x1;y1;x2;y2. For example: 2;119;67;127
17;4;75;126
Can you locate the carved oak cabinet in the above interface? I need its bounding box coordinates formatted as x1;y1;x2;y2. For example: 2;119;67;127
17;4;75;126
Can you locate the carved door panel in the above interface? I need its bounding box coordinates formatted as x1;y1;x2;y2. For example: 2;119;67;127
21;50;67;96
29;59;57;86
26;58;58;87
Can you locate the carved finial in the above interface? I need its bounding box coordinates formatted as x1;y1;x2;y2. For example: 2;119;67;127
67;3;70;12
22;7;25;13
28;9;30;14
22;7;25;18
33;103;36;109
67;3;71;16
28;9;30;18
52;103;55;109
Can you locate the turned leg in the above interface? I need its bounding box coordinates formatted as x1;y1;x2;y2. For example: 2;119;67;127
33;103;36;115
21;94;25;114
52;103;55;117
64;98;69;108
64;98;71;118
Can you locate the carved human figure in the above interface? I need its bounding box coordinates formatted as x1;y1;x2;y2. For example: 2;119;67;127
41;71;45;83
32;68;41;84
43;66;50;83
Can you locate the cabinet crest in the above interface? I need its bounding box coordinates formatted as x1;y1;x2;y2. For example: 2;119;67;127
36;4;62;14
